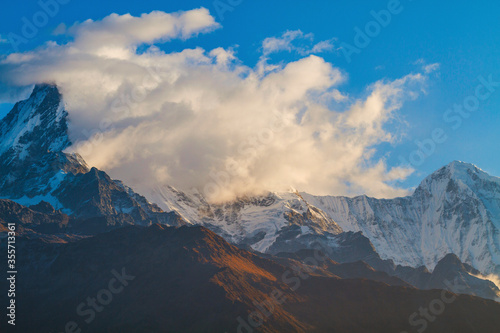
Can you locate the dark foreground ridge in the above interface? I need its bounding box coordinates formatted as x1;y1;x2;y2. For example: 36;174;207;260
1;224;499;333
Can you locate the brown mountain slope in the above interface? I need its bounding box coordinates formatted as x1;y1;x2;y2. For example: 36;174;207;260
1;224;500;333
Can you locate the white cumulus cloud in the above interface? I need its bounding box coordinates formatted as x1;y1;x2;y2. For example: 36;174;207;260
0;9;430;203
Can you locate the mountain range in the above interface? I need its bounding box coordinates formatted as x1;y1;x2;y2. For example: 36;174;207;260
151;161;500;277
1;84;500;332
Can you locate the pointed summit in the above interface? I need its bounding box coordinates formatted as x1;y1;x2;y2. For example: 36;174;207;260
30;83;58;97
444;160;485;176
414;160;500;199
0;84;88;203
0;83;70;161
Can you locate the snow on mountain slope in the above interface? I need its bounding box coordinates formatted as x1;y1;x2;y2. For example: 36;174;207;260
301;161;500;275
0;84;88;203
151;185;343;252
0;84;70;159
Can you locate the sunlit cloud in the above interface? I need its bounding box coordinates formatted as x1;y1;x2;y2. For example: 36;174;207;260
0;9;431;202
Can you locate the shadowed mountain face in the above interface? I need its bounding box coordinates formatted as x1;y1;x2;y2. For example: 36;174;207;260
424;253;500;301
1;224;500;333
272;249;411;287
273;249;500;302
0;197;184;238
0;199;69;229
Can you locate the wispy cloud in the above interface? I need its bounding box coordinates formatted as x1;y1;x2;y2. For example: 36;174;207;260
414;58;440;74
423;63;440;74
52;23;67;36
262;30;336;56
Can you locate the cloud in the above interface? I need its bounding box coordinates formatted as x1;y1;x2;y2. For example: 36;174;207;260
310;40;335;53
0;9;430;203
69;8;219;58
423;63;440;74
413;59;440;74
470;273;500;301
262;30;335;56
0;34;8;43
52;23;67;36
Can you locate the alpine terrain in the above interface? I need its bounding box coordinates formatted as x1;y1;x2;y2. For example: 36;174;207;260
1;84;500;333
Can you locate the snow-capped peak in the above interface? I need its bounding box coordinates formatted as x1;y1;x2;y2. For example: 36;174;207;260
0;83;70;160
437;160;490;181
414;160;500;201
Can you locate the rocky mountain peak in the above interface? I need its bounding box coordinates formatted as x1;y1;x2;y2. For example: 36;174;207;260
414;160;500;199
433;253;465;271
0;83;70;161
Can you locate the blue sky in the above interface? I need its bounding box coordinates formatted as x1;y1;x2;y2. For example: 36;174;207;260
0;0;499;192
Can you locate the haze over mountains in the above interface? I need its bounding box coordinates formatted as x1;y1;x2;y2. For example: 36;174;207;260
1;84;500;332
